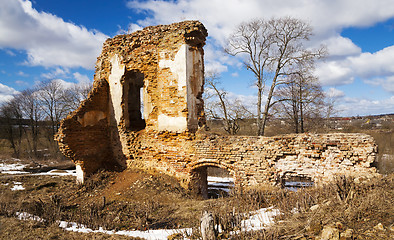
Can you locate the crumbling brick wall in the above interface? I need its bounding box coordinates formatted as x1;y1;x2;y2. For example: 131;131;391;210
56;21;377;195
57;20;207;183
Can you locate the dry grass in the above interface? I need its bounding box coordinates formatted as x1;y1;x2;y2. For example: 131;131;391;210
242;174;394;239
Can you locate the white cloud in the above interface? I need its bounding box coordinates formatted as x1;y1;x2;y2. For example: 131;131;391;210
225;91;260;115
0;0;108;69
336;96;394;116
349;46;394;78
73;72;92;85
0;83;19;104
41;67;70;80
315;61;354;86
128;23;143;33
325;88;345;98
231;72;239;77
5;49;16;56
15;80;28;86
316;45;394;89
127;0;394;43
322;35;361;58
364;76;394;93
16;71;29;77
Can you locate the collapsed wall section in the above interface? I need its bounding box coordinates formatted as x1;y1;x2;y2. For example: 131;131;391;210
56;81;119;183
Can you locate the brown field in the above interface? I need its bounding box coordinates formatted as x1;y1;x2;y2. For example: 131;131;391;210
0;156;393;239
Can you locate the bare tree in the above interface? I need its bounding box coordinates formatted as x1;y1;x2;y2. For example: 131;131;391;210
62;82;92;111
37;80;72;137
0;98;24;157
18;89;43;157
204;71;251;135
274;67;325;133
226;17;326;135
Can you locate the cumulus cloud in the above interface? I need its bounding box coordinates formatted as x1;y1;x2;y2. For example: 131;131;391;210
41;67;70;80
127;0;394;91
326;88;345;98
321;35;361;58
15;80;28;86
73;72;92;85
231;72;239;77
128;23;143;33
0;83;19;104
316;45;394;90
0;0;108;69
349;46;394;79
315;61;354;86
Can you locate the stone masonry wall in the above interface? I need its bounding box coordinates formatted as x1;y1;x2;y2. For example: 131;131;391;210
118;131;377;196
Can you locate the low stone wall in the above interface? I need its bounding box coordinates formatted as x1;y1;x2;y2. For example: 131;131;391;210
191;133;377;187
112;131;377;195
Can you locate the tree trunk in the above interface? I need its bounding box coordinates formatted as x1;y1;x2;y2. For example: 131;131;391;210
300;101;304;133
299;83;304;133
257;79;263;135
260;77;277;136
293;100;299;133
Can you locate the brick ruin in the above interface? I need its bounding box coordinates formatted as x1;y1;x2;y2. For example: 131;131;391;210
56;21;378;197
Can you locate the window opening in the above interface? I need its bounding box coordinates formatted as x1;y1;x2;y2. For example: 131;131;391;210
124;70;145;130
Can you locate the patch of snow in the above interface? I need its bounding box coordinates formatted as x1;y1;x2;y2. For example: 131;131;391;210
11;182;25;191
0;163;29;174
16;212;44;222
61;221;193;240
114;228;192;239
238;207;280;232
35;169;77;177
16;211;192;240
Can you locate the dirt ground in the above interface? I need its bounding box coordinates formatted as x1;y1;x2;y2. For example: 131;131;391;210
0;157;226;239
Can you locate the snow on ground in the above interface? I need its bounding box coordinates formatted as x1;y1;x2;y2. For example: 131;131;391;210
17;212;192;240
11;182;25;191
36;169;77;177
239;207;280;231
0;161;77;177
15;207;279;240
0;162;29;174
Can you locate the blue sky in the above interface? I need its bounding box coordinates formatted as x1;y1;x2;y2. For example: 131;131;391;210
1;0;394;117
